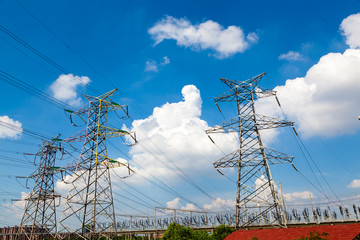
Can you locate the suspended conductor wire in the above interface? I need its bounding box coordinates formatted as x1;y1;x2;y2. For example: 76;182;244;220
276;96;344;207
295;133;345;207
290;128;326;193
3;9;231;213
0;154;35;166
207;135;227;156
111;169;165;208
0;120;52;141
1;6;220;212
113;198;150;217
0;70;75;111
2;14;231;210
6;1;210;204
0;34;58;77
113;191;153;210
126;158;202;210
124;127;232;212
121;105;234;212
108;141;204;210
269;95;326;194
0;139;41;147
14;0;117;89
0;24;101;95
111;120;233;212
135;140;234;212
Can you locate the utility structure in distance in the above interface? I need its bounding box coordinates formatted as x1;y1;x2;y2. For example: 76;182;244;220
18;136;63;240
58;89;135;239
206;72;294;228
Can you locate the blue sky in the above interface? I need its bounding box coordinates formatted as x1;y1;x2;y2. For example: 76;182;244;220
0;0;360;226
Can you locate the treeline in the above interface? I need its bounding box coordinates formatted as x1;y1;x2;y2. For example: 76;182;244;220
50;225;330;240
162;223;234;240
57;224;235;240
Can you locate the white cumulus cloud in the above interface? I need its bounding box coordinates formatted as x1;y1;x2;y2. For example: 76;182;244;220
279;51;304;61
257;13;360;138
340;12;360;49
166;197;181;209
148;16;258;58
165;198;198;211
348;179;360;188
124;85;238;183
145;56;170;72
283;191;313;202
203;197;235;211
50;74;91;106
258;48;360;138
0;115;22;139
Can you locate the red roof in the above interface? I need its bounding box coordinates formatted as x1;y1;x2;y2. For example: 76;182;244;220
225;223;360;240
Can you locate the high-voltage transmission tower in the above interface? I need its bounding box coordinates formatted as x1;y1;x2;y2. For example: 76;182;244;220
18;136;63;240
58;89;134;239
206;72;294;228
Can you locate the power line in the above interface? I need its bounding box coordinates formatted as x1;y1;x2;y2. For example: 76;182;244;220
108;141;204;210
4;6;219;207
0;24;100;95
276;96;344;207
0;9;220;212
111;169;165;208
0;119;52;140
14;0;117;89
0;70;75;110
113;191;153;210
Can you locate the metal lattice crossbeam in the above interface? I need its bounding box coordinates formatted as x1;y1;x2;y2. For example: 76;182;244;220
213;147;294;168
18;137;63;240
58;89;135;240
207;72;293;229
206;114;293;134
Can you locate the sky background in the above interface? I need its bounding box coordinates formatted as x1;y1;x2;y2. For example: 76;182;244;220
0;0;360;227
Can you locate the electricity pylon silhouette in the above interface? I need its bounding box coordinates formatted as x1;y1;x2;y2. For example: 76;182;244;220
206;73;294;228
18;136;63;240
58;89;134;239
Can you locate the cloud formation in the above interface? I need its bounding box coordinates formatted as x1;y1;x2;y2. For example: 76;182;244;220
257;12;360;138
203;197;235;211
341;12;360;49
347;179;360;188
166;198;197;211
50;74;91;106
148;16;258;58
283;191;313;202
278;51;304;61
145;56;170;72
124;85;238;183
0;115;22;139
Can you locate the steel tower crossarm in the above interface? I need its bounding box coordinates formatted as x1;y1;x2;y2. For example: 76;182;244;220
58;89;135;240
18;136;63;240
207;72;293;229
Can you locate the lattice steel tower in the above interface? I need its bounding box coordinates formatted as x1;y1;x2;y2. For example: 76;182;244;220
206;73;294;228
18;136;63;239
58;89;134;239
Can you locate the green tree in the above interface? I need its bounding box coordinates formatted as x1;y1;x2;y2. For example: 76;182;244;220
209;225;235;240
161;223;237;240
162;223;209;240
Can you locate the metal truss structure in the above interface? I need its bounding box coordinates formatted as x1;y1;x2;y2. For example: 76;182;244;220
18;136;63;239
58;89;134;239
206;72;294;228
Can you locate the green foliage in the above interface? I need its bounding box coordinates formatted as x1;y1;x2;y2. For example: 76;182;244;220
52;224;236;240
162;222;201;240
161;223;235;240
294;230;329;240
210;224;235;240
